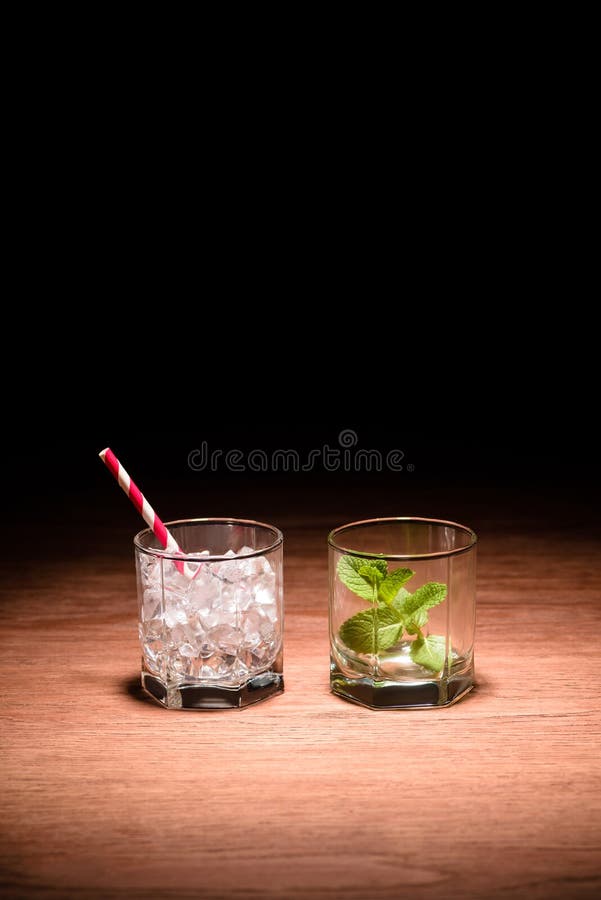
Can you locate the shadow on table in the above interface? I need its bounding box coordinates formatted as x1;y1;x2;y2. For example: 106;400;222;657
122;675;156;706
470;670;490;697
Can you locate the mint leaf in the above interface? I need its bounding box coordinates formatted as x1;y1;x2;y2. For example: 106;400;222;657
405;608;428;635
339;606;403;654
395;582;447;631
378;567;414;604
359;558;388;576
391;587;412;612
337;555;388;601
373;608;404;651
410;634;446;671
358;564;386;587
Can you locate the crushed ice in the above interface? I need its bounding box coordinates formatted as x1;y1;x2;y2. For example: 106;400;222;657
138;545;279;684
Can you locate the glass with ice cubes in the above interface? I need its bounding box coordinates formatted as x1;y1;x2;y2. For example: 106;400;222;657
134;518;284;709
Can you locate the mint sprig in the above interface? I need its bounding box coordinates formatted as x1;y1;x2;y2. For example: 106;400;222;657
378;567;414;604
394;582;447;634
336;555;448;672
339;607;404;654
337;555;387;601
410;634;446;670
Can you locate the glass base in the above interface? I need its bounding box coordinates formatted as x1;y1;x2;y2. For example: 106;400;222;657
330;661;473;709
142;667;284;710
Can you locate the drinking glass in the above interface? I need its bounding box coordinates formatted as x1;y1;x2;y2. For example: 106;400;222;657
135;518;284;709
329;517;476;709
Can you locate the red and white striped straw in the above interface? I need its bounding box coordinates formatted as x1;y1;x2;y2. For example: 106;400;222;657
99;447;188;575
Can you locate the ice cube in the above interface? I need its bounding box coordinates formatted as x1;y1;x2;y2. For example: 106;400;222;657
186;658;205;679
210;624;243;654
241;608;262;648
232;658;249;678
259;620;276;642
143;639;166;673
197;633;215;658
250;556;273;577
168;655;188;677
142;589;161;621
214;548;273;582
233;585;254;612
202;611;221;629
254;585;278;621
242;629;261;649
214;558;245;583
164;599;188;628
216;653;237;676
239;546;274;573
236;649;254;670
140;617;163;640
199;662;217;679
254;586;274;606
185;608;203;634
140;554;161;588
263;604;278;624
186;572;221;613
250;642;276;667
167;623;183;646
214;587;237;615
199;652;236;678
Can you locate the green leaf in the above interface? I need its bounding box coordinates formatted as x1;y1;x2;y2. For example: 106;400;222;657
358;564;386;587
339;606;403;655
375;608;405;651
337;555;388;601
378;567;415;604
410;634;447;672
360;557;388;576
391;587;412;612
405;613;427;635
395;582;447;631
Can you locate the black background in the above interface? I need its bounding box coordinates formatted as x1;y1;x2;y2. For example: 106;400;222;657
3;259;597;545
4;330;596;552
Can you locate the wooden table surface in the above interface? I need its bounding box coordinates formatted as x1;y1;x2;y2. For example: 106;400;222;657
2;504;601;899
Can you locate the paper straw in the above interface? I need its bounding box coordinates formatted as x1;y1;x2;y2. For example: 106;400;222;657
98;447;190;576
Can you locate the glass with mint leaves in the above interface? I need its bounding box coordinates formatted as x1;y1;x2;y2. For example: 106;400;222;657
328;518;477;709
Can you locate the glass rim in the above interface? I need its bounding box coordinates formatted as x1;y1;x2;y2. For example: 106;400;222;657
133;516;283;561
327;516;477;560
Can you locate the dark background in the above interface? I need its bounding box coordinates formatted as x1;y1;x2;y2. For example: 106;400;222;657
5;125;596;544
3;284;597;550
4;351;597;556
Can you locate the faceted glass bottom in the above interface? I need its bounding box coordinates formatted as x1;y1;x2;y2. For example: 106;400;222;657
142;666;284;709
330;659;474;709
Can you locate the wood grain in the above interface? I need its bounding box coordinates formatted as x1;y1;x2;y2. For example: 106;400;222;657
1;514;601;899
